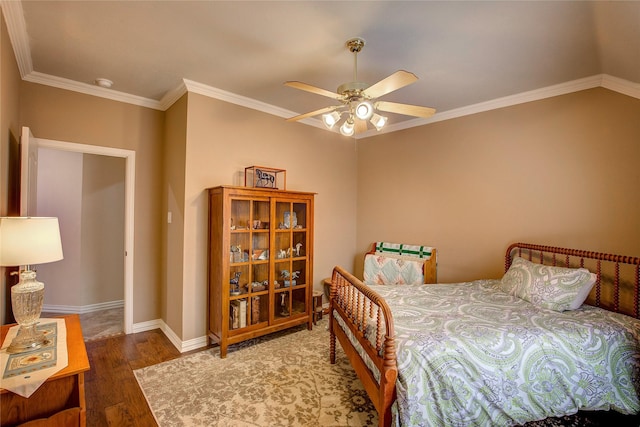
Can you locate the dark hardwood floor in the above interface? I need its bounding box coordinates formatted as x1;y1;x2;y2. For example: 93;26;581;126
85;329;640;427
84;328;195;427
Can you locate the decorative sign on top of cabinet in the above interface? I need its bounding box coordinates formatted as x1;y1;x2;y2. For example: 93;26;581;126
206;185;315;358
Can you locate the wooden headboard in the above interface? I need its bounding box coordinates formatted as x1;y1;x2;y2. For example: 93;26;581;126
506;242;640;319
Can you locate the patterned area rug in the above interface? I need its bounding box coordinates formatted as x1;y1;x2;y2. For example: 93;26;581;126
134;319;376;426
134;318;639;427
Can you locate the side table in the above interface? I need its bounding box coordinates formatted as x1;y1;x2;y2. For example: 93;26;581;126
312;291;323;324
1;314;90;427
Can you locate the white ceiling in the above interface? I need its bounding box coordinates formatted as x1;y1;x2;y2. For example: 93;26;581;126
3;1;640;137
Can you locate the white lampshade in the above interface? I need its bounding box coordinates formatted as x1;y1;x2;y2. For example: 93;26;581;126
370;113;388;131
354;100;374;120
340;119;355;136
322;111;341;129
0;217;64;267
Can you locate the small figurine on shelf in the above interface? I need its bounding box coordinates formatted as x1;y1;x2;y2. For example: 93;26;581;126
281;270;300;287
251;281;267;292
231;245;242;263
278;249;287;259
280;293;289;316
230;271;241;295
295;242;303;257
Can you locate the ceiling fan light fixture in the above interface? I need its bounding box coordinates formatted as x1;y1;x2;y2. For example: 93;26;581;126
340;119;355;136
322;111;341;129
354;100;374;120
285;38;434;135
370;113;388;131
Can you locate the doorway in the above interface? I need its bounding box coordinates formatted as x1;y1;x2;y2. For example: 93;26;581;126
21;128;135;334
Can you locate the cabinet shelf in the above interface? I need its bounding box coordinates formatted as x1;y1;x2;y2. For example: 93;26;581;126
207;185;315;358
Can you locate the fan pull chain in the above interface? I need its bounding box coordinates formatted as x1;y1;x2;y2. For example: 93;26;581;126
353;49;358;82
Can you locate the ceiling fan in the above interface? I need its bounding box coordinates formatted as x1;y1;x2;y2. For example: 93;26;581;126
284;37;436;136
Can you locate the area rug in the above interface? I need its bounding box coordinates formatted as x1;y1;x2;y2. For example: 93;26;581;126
134;318;639;427
134;319;376;426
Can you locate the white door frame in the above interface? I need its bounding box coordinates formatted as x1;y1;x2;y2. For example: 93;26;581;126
29;132;135;334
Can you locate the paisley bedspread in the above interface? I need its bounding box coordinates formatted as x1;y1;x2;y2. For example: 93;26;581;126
365;279;640;426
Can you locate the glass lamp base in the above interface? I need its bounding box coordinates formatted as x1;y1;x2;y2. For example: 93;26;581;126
8;270;47;354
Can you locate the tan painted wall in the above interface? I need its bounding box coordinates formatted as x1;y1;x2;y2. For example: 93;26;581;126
1;9;22;324
356;88;640;282
180;92;357;340
19;82;164;323
6;28;638;344
80;153;125;305
35;148;84;307
162;94;187;336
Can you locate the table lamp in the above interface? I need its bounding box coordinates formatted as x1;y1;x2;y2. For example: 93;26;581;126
0;217;63;353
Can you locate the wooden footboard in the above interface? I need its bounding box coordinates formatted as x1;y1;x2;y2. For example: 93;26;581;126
329;266;397;427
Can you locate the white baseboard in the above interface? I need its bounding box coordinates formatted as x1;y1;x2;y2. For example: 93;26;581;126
132;318;208;353
43;300;124;314
42;302;209;353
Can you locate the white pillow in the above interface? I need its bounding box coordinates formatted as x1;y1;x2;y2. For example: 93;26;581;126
500;256;597;311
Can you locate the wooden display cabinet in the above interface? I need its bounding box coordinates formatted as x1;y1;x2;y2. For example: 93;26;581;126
207;185;315;357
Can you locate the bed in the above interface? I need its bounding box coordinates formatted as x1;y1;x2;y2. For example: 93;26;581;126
329;242;640;427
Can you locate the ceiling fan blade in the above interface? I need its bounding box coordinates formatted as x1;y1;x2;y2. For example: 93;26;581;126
363;70;418;99
354;119;368;134
375;100;436;118
286;106;338;122
284;81;342;100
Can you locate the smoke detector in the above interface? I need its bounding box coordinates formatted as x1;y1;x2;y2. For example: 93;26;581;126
94;78;113;88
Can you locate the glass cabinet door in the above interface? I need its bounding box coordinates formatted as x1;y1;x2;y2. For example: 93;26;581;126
273;200;308;321
229;198;270;330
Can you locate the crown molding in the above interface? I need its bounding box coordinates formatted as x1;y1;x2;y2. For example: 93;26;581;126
182;79;297;119
181;79;328;131
1;0;32;77
158;80;188;110
23;72;164;110
3;0;638;133
357;74;640;139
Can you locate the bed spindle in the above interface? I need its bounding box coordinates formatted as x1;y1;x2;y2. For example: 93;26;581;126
595;260;602;308
635;265;640;318
376;306;383;352
357;291;363;331
614;262;620;313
